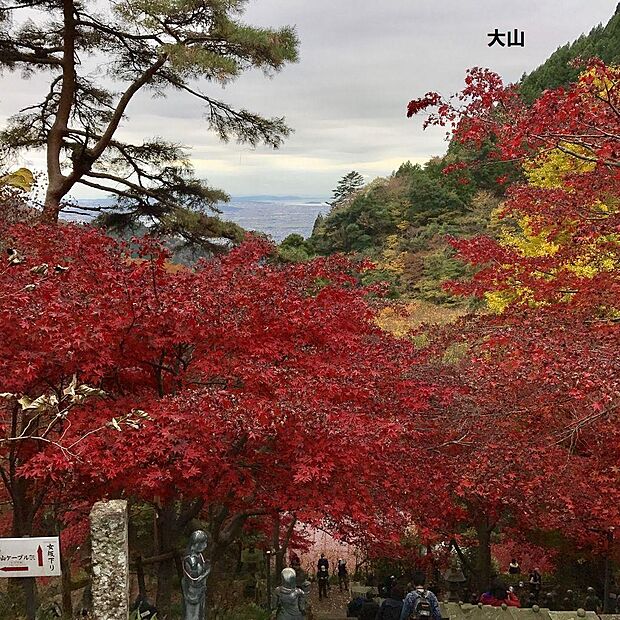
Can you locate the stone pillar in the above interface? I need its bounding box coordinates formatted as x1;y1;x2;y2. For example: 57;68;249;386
90;500;129;620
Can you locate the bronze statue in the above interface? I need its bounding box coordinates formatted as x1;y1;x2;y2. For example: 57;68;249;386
182;530;211;620
272;567;306;619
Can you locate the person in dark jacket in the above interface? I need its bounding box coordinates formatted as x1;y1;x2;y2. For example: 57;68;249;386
377;585;404;620
347;595;365;618
528;568;542;600
359;591;380;620
380;575;397;598
338;559;349;592
583;587;602;613
318;565;329;600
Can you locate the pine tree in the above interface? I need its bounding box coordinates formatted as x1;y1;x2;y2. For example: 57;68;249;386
329;170;365;207
0;0;298;249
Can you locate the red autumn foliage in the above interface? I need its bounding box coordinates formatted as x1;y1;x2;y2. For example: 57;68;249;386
406;59;620;585
0;222;456;610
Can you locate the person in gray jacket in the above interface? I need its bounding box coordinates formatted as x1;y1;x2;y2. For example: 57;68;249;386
273;567;306;619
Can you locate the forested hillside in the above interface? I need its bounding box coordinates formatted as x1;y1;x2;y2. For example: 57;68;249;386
301;5;620;309
520;4;620;102
306;153;516;305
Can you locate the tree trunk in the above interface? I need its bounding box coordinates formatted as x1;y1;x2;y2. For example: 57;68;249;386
272;512;297;578
41;194;62;224
41;0;77;226
475;522;492;593
60;553;73;619
275;550;285;579
154;499;204;615
12;484;39;620
155;504;177;616
272;514;283;576
603;531;613;613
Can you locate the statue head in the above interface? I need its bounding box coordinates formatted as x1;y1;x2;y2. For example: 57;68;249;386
187;530;209;554
281;567;297;589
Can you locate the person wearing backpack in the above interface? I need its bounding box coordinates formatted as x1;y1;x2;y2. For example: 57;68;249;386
318;564;330;600
399;572;442;620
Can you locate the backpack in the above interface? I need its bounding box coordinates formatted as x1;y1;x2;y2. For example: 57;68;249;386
409;589;433;620
129;597;158;620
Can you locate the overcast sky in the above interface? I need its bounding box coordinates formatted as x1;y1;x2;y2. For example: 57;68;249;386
0;0;617;198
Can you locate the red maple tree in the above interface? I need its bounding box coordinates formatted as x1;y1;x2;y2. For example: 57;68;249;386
0;222;450;613
406;59;620;587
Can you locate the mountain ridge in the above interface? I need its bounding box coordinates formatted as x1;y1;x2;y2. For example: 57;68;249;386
519;6;620;101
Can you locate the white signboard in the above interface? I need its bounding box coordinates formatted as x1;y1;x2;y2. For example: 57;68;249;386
0;537;61;577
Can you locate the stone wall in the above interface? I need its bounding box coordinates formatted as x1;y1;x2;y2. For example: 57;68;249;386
440;603;600;620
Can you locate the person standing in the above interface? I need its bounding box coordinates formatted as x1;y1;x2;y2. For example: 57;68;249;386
400;572;442;620
509;559;520;575
381;575;397;598
318;565;329;600
337;559;349;593
528;568;542;601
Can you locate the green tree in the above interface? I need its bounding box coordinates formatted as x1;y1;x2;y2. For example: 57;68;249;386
404;165;466;228
278;232;314;262
519;7;620;102
329;170;365;207
0;0;298;248
414;246;469;305
311;188;398;254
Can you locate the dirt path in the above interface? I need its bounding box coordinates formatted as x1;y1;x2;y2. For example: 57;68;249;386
310;584;350;619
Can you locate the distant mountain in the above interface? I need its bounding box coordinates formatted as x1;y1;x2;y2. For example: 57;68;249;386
74;195;328;204
232;195;328;203
519;4;620;102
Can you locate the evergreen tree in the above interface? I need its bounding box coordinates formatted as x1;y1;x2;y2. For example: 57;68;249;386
310;212;325;237
520;8;620;102
329;170;365;207
0;0;298;249
278;232;314;262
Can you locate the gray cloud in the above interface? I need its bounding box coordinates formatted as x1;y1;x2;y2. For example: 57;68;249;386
0;0;616;197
